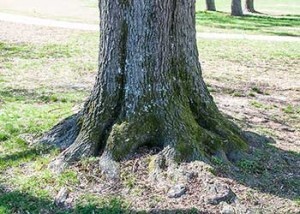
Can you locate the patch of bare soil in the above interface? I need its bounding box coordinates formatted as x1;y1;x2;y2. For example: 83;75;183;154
202;58;300;153
0;21;78;44
0;21;97;94
48;142;298;213
0;0;97;24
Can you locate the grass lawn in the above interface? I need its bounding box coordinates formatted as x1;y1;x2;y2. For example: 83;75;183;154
0;20;299;213
196;0;300;15
196;11;300;36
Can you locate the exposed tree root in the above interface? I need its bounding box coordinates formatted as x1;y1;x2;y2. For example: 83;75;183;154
99;151;120;180
42;101;247;175
39;112;82;150
148;146;177;181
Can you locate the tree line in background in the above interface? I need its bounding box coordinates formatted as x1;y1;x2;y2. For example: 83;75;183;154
205;0;256;16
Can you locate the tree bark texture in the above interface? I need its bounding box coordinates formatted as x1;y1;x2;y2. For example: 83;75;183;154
245;0;256;13
206;0;216;11
43;0;247;171
231;0;243;16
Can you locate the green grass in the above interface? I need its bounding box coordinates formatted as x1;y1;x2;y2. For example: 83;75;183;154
283;104;300;114
196;0;300;15
0;33;98;91
0;36;129;213
0;188;129;214
195;0;300;36
295;198;300;206
250;101;264;109
0;42;79;59
198;39;300;62
237;159;265;174
0;38;91;212
75;195;129;214
196;11;300;36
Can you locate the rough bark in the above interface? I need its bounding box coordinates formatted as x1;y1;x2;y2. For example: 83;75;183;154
245;0;256;13
231;0;243;16
39;113;82;150
43;0;247;173
206;0;216;11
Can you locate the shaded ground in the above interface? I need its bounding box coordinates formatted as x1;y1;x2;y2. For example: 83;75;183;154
195;11;300;37
0;20;299;213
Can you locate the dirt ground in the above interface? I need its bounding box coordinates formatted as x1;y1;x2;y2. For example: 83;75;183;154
0;0;98;23
0;21;78;44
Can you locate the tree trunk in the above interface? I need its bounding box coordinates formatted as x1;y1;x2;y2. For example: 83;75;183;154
206;0;216;11
231;0;243;16
245;0;256;13
42;0;247;173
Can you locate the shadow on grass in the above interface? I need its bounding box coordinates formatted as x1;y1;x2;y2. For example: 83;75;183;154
0;186;131;214
0;42;75;59
0;186;206;214
196;11;300;37
216;131;300;201
0;87;81;103
0;148;43;162
1;132;299;213
0;88;49;103
283;14;300;18
0;145;54;170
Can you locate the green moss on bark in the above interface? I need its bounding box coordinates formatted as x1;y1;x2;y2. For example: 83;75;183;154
105;114;162;161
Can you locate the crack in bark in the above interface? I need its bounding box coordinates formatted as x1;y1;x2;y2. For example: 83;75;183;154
97;20;129;156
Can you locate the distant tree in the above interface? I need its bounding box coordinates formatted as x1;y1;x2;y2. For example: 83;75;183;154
245;0;256;13
206;0;216;11
42;0;247;175
231;0;243;16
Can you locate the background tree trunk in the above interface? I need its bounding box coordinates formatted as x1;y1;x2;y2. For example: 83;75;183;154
231;0;243;16
44;0;247;172
206;0;216;11
245;0;256;13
